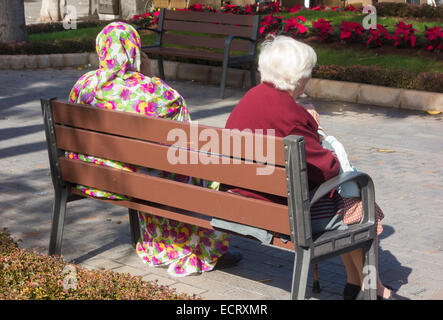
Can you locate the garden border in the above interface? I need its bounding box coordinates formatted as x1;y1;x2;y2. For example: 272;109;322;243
0;53;441;112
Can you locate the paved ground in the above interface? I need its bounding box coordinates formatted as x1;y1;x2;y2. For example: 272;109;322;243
1;68;443;300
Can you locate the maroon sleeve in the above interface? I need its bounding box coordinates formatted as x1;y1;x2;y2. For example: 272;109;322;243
289;123;340;190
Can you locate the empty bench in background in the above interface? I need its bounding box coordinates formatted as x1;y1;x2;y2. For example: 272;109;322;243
139;8;260;99
41;98;378;300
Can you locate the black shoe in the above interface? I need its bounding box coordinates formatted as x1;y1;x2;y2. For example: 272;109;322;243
343;283;361;300
214;251;242;270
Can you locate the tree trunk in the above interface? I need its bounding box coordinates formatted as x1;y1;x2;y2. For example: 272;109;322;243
0;0;28;43
38;0;67;22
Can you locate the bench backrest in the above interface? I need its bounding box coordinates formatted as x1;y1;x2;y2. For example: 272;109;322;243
41;99;313;249
155;8;260;55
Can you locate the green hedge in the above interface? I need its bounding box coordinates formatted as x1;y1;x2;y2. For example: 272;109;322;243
375;3;443;19
0;40;95;55
313;64;443;93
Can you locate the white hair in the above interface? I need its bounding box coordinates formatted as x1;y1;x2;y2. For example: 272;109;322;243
258;35;317;92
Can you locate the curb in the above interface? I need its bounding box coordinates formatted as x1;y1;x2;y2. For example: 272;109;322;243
1;53;442;112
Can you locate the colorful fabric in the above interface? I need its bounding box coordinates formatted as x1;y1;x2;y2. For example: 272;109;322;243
67;21;229;276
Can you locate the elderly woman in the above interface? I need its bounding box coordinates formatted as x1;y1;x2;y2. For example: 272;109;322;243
225;35;404;300
66;22;240;277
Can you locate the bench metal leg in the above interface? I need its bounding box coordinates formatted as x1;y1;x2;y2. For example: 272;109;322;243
363;239;377;300
48;187;69;256
128;209;140;249
291;247;312;300
312;263;321;293
220;59;229;99
158;55;165;80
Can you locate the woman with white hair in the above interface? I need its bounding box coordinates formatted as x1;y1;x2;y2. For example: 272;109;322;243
225;35;405;300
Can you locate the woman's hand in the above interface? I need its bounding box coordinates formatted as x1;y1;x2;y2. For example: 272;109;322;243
302;103;320;125
140;51;151;76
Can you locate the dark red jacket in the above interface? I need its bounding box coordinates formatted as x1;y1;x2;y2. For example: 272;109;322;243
224;82;340;202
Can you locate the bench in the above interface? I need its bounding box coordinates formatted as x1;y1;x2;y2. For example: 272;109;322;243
41;98;378;300
139;8;260;99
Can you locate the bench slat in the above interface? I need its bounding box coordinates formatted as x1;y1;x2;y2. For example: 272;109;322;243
163;20;253;38
60;158;291;234
56;125;287;196
51;101;286;166
161;33;251;52
165;9;256;26
72;187;296;250
143;46;224;61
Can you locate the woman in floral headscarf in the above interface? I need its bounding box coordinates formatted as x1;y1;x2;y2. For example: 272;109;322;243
66;22;238;277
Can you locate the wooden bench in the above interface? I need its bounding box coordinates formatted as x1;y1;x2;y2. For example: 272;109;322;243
139;8;260;99
41;98;378;300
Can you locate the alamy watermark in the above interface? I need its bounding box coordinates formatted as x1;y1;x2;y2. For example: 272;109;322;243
63;5;78;30
166;122;277;176
62;264;78;290
362;5;377;30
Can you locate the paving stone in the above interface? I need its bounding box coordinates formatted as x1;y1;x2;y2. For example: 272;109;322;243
112;265;151;277
169;283;207;296
80;257;125;270
142;274;178;287
177;62;211;84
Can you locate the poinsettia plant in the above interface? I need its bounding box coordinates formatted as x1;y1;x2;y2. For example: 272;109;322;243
287;4;302;13
339;21;365;43
343;5;359;12
425;26;443;52
366;24;392;48
392;21;417;48
282;16;308;37
312;18;334;43
259;14;283;36
131;11;160;28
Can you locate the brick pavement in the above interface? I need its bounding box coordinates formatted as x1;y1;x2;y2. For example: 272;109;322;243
0;68;442;300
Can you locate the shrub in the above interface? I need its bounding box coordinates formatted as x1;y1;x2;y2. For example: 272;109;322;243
0;39;95;55
392;21;417;48
312;18;334;43
131;11;160;29
312;64;443;93
259;14;283;36
425;26;443;52
339;21;365;43
0;229;196;300
26;20;108;34
282;16;308;37
366;24;392;48
374;3;443;19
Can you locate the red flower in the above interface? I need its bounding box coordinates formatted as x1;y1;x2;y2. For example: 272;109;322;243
312;18;333;43
282;16;307;36
392;21;417;48
329;6;339;11
288;5;302;13
259;14;283;35
425;26;443;52
366;24;392;48
339;20;365;43
244;4;254;15
268;1;281;13
189;3;203;11
344;5;359;12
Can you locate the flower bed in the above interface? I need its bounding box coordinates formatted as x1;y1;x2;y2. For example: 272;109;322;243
130;2;443;53
0;229;196;300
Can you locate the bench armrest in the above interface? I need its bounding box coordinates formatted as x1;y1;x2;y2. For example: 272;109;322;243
224;35;257;57
310;171;376;225
284;135;376;248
